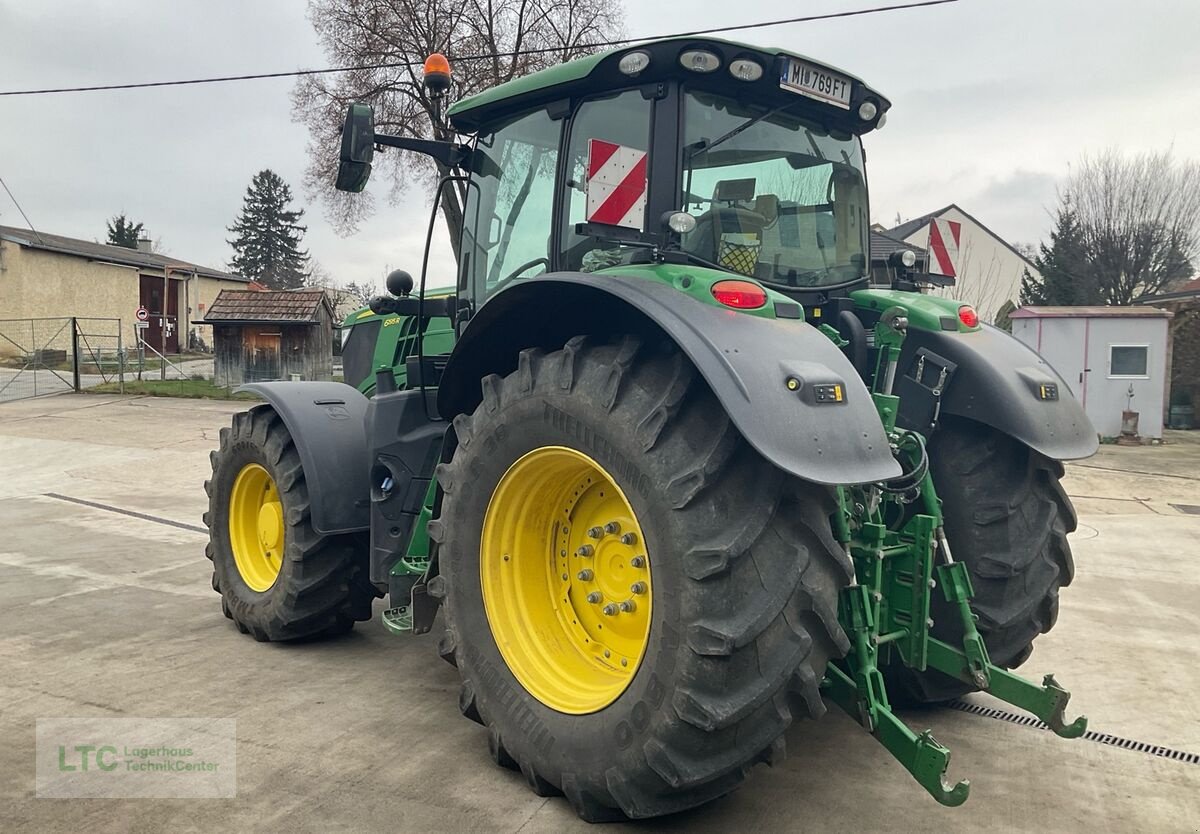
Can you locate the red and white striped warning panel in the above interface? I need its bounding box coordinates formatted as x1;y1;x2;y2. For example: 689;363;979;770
927;218;962;277
585;139;648;229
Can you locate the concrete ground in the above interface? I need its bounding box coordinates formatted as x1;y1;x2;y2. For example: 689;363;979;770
1;394;1198;833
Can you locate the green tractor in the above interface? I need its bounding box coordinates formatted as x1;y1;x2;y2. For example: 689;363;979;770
205;37;1096;820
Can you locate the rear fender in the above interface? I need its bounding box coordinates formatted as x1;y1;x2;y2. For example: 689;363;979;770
897;325;1098;460
235;381;370;534
438;273;901;486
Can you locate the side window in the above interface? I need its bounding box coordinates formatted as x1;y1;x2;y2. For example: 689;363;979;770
560;90;652;271
340;319;380;389
1109;344;1149;378
460;109;560;301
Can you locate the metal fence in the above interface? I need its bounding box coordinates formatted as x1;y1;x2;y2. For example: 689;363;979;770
0;317;127;402
0;317;226;403
0;317;351;403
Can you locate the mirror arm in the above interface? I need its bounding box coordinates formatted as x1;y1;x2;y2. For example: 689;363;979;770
373;133;470;168
368;295;455;318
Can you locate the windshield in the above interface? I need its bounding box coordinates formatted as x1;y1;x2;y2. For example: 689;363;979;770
680;90;869;288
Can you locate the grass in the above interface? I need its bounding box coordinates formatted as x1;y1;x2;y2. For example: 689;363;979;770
85;379;260;400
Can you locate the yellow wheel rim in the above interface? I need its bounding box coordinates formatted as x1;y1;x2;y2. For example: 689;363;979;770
481;446;652;714
229;463;285;593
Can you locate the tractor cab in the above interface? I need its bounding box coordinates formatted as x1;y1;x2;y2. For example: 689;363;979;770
338;38;889;320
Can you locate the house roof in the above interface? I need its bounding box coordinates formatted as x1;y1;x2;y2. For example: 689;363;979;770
0;224;248;282
1141;276;1200;304
203;290;331;324
887;204;1038;272
1011;306;1173;319
870;229;926;264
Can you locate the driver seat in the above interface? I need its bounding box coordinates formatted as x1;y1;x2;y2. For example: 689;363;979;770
710;180;766;275
686;179;767;274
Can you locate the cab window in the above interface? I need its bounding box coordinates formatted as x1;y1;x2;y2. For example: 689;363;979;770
560;90;653;272
340;319;380;389
460;108;561;301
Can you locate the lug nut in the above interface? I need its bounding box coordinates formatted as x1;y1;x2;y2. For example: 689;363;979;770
587;592;602;604
630;582;647;595
619;599;637;613
619;532;637;546
577;569;594;581
604;521;621;535
587;526;603;539
602;603;619;616
630;556;646;568
576;544;594;557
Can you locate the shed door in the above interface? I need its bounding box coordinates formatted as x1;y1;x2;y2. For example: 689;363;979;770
245;331;282;382
1031;317;1089;404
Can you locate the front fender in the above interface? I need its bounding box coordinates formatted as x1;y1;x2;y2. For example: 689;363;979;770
235;381;370;534
439;273;901;485
899;325;1098;460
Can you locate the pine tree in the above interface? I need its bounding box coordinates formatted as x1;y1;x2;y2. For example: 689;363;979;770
227;170;310;289
1018;268;1047;306
106;214;144;249
1020;204;1100;306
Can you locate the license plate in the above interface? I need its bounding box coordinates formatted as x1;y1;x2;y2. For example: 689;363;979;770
779;57;852;109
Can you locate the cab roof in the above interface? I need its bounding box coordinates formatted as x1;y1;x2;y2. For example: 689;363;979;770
446;36;886;134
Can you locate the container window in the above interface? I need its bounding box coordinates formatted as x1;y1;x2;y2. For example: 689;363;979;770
1108;344;1149;378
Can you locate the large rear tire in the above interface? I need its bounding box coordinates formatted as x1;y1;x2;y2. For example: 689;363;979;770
204;405;378;641
432;335;851;821
886;417;1077;704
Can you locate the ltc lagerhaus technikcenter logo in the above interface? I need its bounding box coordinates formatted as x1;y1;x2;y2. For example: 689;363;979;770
36;717;236;798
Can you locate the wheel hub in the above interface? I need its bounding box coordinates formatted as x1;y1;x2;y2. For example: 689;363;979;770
480;446;652;714
229;462;284;593
257;502;283;551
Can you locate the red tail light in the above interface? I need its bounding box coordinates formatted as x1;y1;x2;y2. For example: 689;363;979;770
711;280;767;310
958;305;979;328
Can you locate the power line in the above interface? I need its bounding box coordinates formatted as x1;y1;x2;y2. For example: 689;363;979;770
0;0;957;97
0;174;46;244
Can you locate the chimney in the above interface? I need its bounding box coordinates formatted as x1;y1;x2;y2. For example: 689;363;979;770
136;235;152;253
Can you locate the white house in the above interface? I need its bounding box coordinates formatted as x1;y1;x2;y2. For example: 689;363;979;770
1011;306;1173;439
888;205;1039;324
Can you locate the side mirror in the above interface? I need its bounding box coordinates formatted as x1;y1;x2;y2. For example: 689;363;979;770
335;103;375;192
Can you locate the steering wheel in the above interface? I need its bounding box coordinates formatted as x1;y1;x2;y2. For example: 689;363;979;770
500;257;550;284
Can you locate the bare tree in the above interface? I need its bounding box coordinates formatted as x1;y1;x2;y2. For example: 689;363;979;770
292;0;624;260
306;258;336;287
342;279;381;306
1062;148;1200;303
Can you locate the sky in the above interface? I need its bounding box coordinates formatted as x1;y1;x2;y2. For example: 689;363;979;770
1;0;1198;291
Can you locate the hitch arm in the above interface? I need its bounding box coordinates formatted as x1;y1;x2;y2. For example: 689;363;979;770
925;639;1088;738
824;664;971;807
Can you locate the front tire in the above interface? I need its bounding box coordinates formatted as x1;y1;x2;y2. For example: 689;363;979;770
204;405;377;641
886;417;1077;704
432;335;851;821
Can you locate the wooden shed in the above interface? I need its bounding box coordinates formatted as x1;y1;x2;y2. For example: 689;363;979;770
203;290;335;386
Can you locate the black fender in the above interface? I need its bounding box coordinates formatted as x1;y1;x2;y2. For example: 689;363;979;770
438;273;902;485
235;381;370;534
898;324;1098;460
